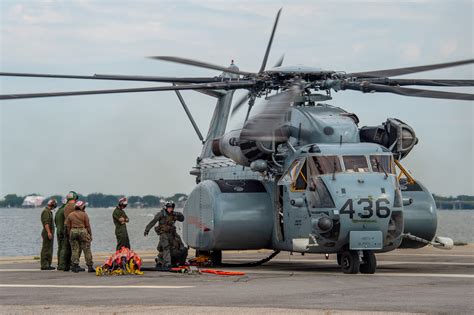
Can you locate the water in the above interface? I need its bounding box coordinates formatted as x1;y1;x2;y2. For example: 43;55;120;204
0;208;473;257
0;207;183;257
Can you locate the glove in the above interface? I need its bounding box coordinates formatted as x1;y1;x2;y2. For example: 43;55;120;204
144;230;149;237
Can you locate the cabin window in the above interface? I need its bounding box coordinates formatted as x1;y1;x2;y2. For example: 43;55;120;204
291;160;307;191
278;158;306;187
369;155;394;174
342;155;369;173
310;155;342;176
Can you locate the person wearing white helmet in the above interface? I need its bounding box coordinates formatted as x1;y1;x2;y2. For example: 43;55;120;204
144;201;187;269
65;200;94;273
40;198;57;270
113;197;131;250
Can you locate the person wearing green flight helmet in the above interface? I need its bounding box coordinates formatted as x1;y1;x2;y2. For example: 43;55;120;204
54;198;67;270
60;191;84;272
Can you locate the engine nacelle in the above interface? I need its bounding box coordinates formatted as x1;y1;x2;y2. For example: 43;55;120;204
399;180;438;248
360;118;418;160
212;129;276;166
212;129;249;165
183;179;273;250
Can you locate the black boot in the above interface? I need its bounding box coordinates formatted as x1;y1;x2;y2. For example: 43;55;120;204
87;265;95;273
76;265;85;272
71;264;79;273
63;266;70;272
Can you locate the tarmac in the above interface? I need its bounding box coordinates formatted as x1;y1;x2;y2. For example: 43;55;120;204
0;245;473;314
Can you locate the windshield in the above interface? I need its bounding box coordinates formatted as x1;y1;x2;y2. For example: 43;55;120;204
369;155;395;174
309;156;342;176
342;155;369;173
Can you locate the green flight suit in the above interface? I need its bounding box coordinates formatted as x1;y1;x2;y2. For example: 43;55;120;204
112;206;130;250
54;204;66;270
40;207;54;269
144;209;186;267
61;202;75;270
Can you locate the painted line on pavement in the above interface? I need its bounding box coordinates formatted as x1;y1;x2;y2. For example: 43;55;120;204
0;284;194;289
225;259;474;266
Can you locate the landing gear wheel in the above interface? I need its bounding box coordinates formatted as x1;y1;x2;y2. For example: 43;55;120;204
359;251;377;274
340;250;360;274
211;250;222;265
195;250;210;257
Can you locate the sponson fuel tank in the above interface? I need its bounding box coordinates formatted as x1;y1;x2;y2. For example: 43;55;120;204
399;180;438;248
183;179;273;250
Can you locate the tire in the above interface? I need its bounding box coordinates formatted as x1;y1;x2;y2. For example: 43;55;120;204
195;249;210;257
211;250;222;265
340;250;360;274
359;251;377;274
336;253;342;266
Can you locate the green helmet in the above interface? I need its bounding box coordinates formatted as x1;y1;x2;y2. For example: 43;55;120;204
66;191;78;201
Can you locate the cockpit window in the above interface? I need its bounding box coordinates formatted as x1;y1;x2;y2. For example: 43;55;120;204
370;155;395;174
310;156;342;176
342;155;369;173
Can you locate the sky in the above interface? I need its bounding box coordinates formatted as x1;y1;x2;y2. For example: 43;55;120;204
0;0;473;198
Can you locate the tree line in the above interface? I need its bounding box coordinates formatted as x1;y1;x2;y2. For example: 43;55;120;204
0;193;188;208
1;193;473;209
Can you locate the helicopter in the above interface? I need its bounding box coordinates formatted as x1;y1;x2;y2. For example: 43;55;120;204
1;8;473;274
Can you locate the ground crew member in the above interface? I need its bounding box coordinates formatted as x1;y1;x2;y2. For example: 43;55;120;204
40;199;57;270
113;197;131;250
54;199;67;270
61;191;81;272
144;201;187;269
65;200;94;273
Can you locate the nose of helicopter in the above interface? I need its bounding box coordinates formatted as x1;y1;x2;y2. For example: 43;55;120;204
321;172;403;250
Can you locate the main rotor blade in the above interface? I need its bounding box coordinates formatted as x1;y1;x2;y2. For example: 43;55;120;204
0;81;256;100
273;54;285;68
231;92;251;117
150;56;255;76
366;78;474;87
241;84;302;142
342;81;474;101
259;8;282;73
350;59;474;78
0;71;222;83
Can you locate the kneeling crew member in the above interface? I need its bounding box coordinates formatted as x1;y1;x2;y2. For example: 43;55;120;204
40;199;57;270
144;201;186;268
113;197;130;250
65;200;94;273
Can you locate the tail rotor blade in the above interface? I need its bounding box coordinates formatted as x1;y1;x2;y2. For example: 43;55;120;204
231;92;251;117
241;83;302;142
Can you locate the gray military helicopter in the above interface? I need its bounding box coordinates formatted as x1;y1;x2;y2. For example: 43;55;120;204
1;9;473;274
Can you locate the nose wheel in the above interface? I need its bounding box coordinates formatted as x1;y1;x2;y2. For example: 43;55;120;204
340;250;360;274
339;250;377;274
359;250;377;274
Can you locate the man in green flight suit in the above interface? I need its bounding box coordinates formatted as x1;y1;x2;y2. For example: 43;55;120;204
113;197;130;250
40;199;57;270
144;201;187;269
54;198;67;270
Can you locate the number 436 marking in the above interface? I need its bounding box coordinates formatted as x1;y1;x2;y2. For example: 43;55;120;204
340;198;391;219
